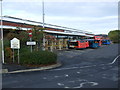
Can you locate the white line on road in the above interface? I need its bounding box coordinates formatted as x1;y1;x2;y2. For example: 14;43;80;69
49;67;79;71
57;83;64;86
109;54;120;65
65;74;69;77
73;82;98;88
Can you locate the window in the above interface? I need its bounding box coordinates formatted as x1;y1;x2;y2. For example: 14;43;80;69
69;42;78;46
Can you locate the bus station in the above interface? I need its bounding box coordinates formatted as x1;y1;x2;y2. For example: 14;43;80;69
2;16;94;51
1;1;119;88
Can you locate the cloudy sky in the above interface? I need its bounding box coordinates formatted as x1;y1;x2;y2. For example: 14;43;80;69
2;0;118;34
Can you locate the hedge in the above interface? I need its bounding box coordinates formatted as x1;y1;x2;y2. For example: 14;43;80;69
20;50;57;65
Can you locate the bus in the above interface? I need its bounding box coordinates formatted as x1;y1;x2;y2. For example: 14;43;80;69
94;36;102;40
102;39;111;45
86;39;101;48
68;39;101;49
68;40;87;49
84;40;89;48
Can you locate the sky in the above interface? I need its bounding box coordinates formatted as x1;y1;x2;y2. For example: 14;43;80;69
2;0;119;34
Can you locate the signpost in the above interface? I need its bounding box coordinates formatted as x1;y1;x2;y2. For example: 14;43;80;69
10;38;20;64
28;30;33;52
28;30;32;37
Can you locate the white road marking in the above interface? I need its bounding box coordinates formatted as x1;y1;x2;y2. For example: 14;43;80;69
54;76;61;78
109;55;120;65
102;74;107;76
49;67;79;71
78;79;87;82
58;79;98;88
49;64;105;71
68;79;87;83
64;86;70;88
57;83;64;86
43;77;47;79
65;74;69;77
73;82;98;88
102;77;107;79
77;72;80;74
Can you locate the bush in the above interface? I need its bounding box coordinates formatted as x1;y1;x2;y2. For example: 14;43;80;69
4;39;13;63
20;50;57;65
108;30;120;43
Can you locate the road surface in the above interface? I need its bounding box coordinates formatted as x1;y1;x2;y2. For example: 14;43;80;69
2;44;119;88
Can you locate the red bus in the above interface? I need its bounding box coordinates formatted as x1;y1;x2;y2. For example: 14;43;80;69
85;40;89;48
68;40;87;49
94;36;102;40
94;36;102;46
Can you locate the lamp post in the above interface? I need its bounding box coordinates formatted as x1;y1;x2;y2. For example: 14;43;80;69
42;0;45;51
42;0;45;28
0;0;4;64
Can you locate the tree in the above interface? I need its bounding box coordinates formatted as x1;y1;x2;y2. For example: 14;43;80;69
32;26;45;51
108;30;120;43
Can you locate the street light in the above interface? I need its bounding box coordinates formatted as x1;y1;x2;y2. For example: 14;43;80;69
0;0;4;63
42;0;45;51
42;0;45;28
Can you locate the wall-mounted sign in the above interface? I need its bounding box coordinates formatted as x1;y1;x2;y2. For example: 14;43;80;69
26;41;36;45
10;38;20;49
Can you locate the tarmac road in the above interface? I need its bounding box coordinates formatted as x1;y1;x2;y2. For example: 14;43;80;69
2;44;119;88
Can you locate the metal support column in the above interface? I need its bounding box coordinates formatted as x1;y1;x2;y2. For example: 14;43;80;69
0;0;4;63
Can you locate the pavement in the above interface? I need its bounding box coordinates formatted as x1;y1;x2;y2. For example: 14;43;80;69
1;61;62;74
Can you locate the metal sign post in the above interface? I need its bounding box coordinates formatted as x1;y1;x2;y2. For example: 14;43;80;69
30;37;32;52
1;0;4;64
18;49;20;64
13;49;14;63
28;30;33;52
26;41;36;52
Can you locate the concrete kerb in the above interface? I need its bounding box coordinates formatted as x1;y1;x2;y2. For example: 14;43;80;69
2;61;62;74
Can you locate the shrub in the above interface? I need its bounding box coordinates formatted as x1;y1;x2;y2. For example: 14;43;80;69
4;39;13;63
20;50;57;65
5;47;13;63
108;30;120;43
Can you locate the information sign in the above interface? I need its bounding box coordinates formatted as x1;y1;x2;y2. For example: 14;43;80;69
27;41;36;45
10;38;20;49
